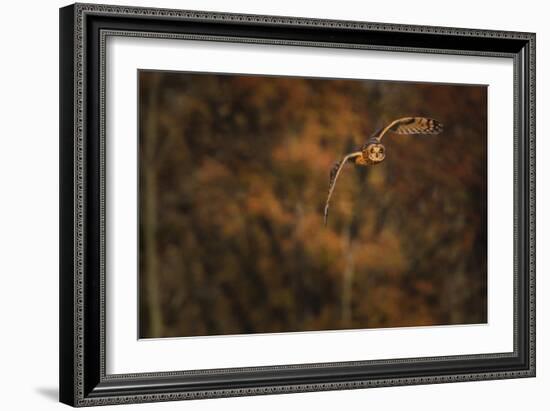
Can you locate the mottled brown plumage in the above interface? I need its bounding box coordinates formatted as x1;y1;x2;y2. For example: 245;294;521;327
324;117;443;225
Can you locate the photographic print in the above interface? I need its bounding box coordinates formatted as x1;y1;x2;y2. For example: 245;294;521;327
60;6;535;404
138;70;487;339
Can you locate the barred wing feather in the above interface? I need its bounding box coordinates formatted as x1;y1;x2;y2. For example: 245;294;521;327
323;152;362;226
376;117;443;140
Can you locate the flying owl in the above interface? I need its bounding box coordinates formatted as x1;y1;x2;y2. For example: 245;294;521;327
323;116;443;226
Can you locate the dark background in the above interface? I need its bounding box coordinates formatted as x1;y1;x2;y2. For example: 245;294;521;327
138;71;487;338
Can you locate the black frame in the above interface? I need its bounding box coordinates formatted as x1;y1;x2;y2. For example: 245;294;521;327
60;3;536;407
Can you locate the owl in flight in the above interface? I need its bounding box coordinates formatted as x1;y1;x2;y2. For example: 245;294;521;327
324;117;443;226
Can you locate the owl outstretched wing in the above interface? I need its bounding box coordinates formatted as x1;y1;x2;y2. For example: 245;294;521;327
374;117;443;141
324;117;443;226
324;151;362;226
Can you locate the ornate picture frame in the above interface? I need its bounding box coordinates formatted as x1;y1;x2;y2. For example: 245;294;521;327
60;3;535;406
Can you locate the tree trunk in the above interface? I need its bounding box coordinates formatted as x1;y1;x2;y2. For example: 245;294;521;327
341;225;355;328
143;73;164;337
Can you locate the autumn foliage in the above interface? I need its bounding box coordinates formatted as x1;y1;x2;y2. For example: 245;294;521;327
139;71;487;338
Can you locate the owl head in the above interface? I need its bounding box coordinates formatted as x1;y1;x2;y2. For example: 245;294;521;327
363;142;386;164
